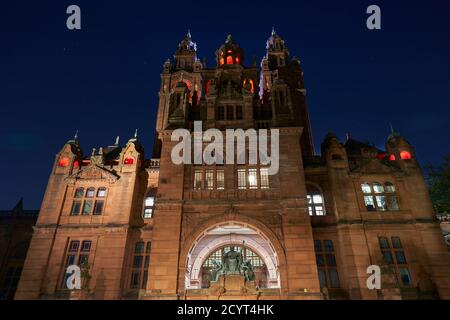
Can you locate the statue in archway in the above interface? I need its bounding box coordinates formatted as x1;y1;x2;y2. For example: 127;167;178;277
222;247;243;275
210;260;223;282
241;260;256;281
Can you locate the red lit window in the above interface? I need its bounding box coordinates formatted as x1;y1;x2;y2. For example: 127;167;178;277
227;50;233;53
243;79;254;93
226;56;233;65
236;56;240;64
400;151;412;160
376;153;386;160
389;154;396;161
73;160;79;168
124;158;135;165
58;157;70;167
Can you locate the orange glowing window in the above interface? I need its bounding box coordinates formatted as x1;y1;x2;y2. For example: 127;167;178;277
226;56;233;65
58;157;70;167
124;157;135;165
236;56;240;64
243;79;255;93
219;58;225;65
389;154;396;161
400;151;412;160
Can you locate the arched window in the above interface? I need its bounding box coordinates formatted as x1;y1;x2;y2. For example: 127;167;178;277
226;56;234;65
389;154;396;161
75;187;84;198
307;185;325;216
361;182;399;212
86;188;95;198
97;187;107;198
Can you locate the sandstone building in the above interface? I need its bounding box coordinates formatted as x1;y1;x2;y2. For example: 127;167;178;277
15;31;450;300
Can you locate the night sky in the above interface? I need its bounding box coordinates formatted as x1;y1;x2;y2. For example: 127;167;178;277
1;0;449;209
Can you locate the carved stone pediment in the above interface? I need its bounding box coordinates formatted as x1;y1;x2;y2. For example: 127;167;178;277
66;164;119;183
350;158;401;175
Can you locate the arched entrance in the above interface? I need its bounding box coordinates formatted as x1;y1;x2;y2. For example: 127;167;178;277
185;221;281;289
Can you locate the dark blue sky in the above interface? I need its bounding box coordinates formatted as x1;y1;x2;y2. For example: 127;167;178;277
1;0;449;209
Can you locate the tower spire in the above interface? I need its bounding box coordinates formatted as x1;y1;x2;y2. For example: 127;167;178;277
271;26;276;36
74;129;79;141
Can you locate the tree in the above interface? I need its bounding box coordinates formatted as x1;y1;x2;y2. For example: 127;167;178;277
425;156;450;215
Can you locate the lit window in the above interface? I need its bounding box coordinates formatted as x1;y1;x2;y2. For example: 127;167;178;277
216;170;225;190
307;185;325;216
143;195;155;219
361;183;372;194
86;188;95;198
400;151;412;160
389;154;396;161
226;56;233;65
194;170;202;190
362;182;399;212
238;169;246;189
260;168;269;189
248;169;258;189
58;157;70;167
372;183;384;193
124;157;135;165
97;188;107;197
219;58;224;65
205;170;214;190
73;161;79;168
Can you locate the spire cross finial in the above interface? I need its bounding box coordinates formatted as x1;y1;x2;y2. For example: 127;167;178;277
187;29;191;39
74;129;79;141
272;26;276;36
134;129;138;139
389;123;395;135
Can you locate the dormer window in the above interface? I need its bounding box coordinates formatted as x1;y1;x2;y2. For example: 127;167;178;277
124;157;135;165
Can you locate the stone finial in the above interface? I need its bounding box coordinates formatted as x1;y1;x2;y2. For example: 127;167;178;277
271;26;276;36
115;136;120;146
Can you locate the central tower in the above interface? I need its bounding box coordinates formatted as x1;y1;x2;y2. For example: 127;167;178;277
145;31;321;299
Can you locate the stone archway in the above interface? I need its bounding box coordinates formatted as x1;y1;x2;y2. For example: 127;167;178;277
184;221;281;290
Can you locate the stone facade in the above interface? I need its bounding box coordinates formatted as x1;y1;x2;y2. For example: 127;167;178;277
14;31;450;300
